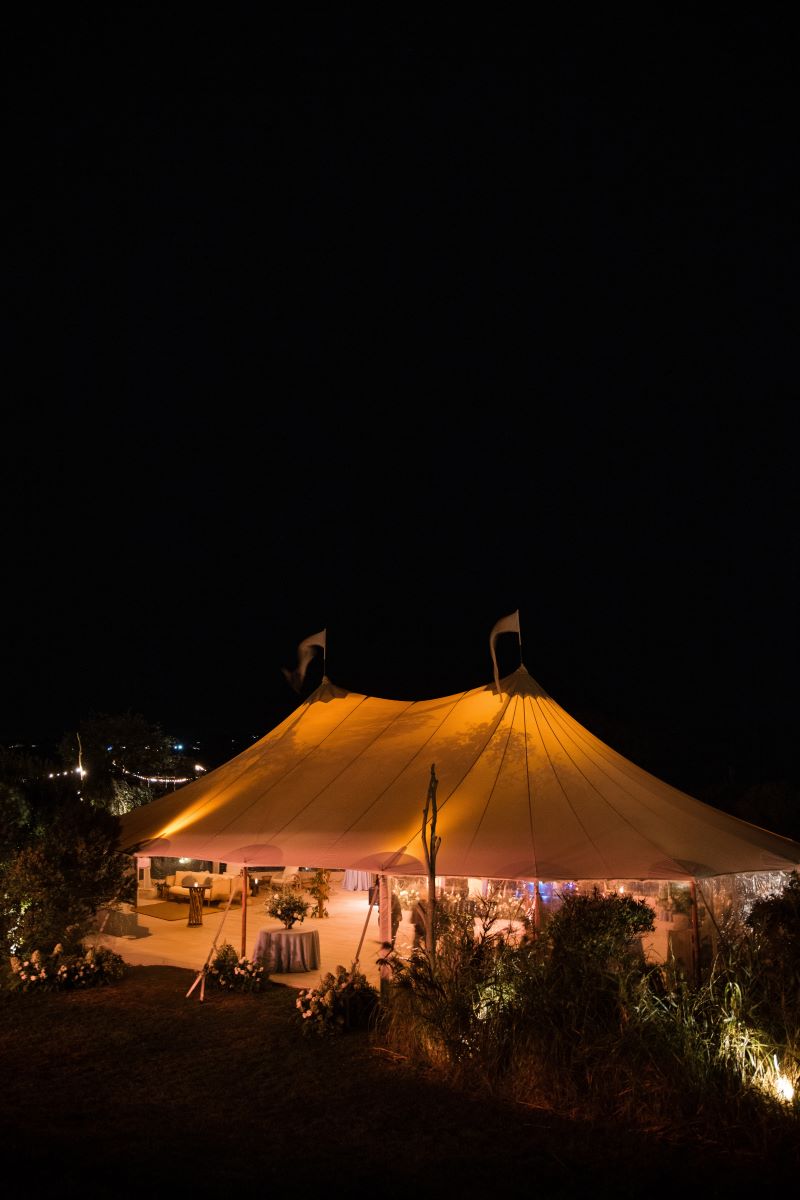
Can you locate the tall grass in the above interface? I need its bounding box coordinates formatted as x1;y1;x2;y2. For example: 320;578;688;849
376;886;800;1153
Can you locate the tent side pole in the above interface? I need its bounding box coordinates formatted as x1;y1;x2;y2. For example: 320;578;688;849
353;889;378;969
186;887;237;1000
241;867;248;958
533;879;542;934
378;874;391;944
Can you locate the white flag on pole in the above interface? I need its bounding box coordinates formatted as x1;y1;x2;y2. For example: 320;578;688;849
282;629;327;693
489;610;521;696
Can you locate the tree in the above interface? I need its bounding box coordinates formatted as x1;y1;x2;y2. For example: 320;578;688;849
745;870;800;1036
0;797;132;956
57;711;194;813
0;745;75;860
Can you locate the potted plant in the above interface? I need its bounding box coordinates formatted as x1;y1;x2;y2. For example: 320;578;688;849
266;888;310;929
307;868;331;918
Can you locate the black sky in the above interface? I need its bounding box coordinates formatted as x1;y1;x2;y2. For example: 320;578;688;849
4;14;797;799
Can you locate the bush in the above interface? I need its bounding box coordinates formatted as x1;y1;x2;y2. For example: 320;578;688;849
745;870;800;1038
6;943;126;992
546;886;655;972
0;799;132;956
378;894;539;1073
296;963;379;1036
206;942;266;992
376;885;800;1148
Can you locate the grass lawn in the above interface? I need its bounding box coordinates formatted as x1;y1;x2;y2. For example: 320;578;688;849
1;965;797;1194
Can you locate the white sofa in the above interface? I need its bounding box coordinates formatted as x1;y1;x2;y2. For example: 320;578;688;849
164;872;242;905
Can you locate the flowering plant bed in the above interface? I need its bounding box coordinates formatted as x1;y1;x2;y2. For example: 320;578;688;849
8;944;126;991
295;963;379;1036
207;942;266;991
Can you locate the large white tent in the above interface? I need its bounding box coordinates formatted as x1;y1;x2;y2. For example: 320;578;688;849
119;665;800;883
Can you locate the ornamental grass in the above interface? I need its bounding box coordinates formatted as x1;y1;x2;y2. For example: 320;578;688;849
375;886;800;1160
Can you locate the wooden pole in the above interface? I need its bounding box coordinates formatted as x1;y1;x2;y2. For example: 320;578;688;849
533;879;542;933
353;886;379;970
378;874;391;944
689;879;701;985
240;867;248;958
186;886;238;1000
421;764;441;961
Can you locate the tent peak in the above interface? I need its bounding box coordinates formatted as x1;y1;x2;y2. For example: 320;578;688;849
307;674;351;703
495;662;548;698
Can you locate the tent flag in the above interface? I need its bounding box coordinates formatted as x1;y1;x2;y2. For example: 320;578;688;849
282;628;327;693
490;610;521;695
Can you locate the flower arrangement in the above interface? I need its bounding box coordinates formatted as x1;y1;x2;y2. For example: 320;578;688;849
207;942;266;991
295;963;379;1036
8;944;125;992
266;888;310;929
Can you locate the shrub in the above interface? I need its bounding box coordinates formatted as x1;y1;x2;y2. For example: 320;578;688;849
378;893;538;1073
376;884;800;1148
546;886;655;971
0;798;132;956
7;943;126;992
296;963;379;1036
745;870;800;1038
206;941;266;992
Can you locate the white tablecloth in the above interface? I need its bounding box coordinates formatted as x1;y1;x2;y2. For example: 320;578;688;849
342;869;376;891
253;928;320;973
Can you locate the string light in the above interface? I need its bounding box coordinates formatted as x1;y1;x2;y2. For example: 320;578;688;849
112;760;203;785
44;760;205;786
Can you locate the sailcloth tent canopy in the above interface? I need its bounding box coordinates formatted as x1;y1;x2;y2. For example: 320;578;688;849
119;666;800;882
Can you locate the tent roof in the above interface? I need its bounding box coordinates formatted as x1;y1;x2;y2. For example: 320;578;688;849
119;666;800;881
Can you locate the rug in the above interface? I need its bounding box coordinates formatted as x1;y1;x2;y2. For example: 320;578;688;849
134;903;196;922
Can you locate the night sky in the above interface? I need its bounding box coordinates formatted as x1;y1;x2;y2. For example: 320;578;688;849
5;16;797;808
